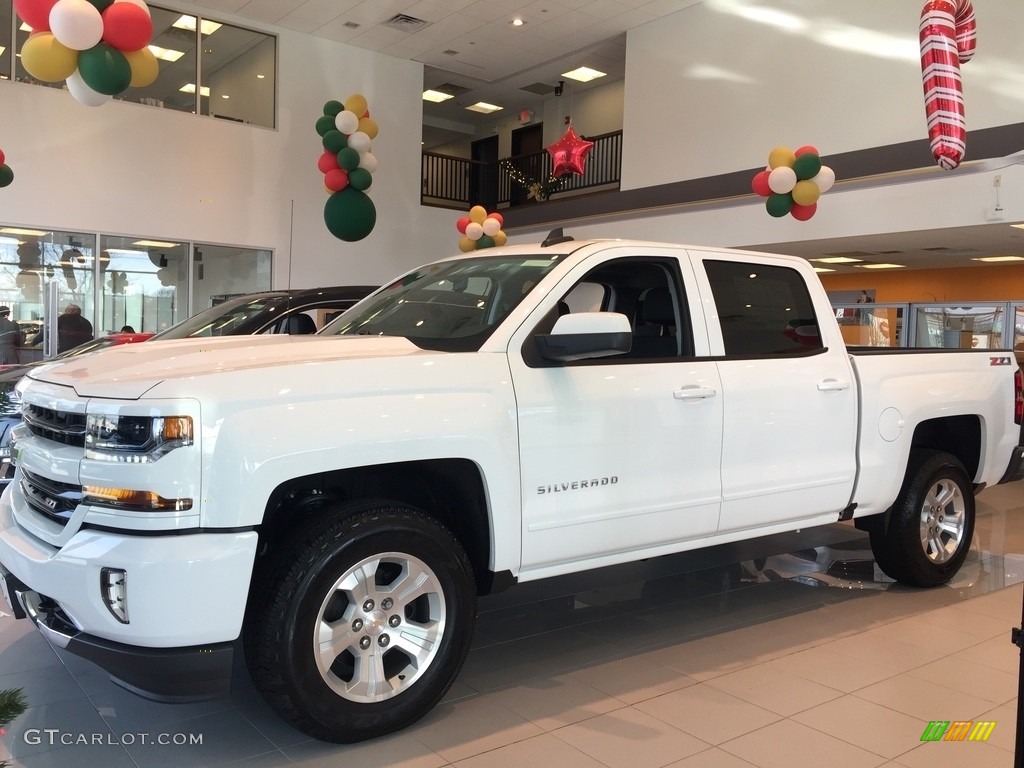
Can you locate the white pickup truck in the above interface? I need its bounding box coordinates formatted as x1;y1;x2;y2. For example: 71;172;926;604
1;234;1022;743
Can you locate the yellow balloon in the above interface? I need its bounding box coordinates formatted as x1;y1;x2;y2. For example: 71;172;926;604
469;205;487;224
345;93;368;117
792;180;821;206
21;33;78;83
357;117;378;140
458;235;476;252
768;146;796;170
125;47;159;88
492;230;508;246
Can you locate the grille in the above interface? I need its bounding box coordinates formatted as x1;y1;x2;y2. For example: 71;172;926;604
23;404;86;447
21;470;82;528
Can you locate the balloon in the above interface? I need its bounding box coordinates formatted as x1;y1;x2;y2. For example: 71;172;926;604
115;0;149;16
78;42;131;94
324;187;376;242
322;129;346;153
751;169;772;197
357;151;377;173
468;205;487;224
345;93;368;118
546;125;594;178
324;168;349;192
346;131;370;153
492;231;508;246
315;115;335;137
124;46;157;86
794;145;819;157
920;0;976;169
476;235;495;249
348;167;372;191
50;0;104;50
790;202;817;221
21;32;79;82
323;99;343;117
357;117;378;140
768;166;797;194
458;236;475;253
65;68;111;105
482;216;501;236
487;211;503;227
455;216;470;234
766;193;793;218
101;1;152;51
792;152;822;181
812;166;835;193
791;180;821;206
317;150;340;174
337;146;360;171
87;0;114;10
334;110;358;134
13;0;58;31
0;165;13;188
465;222;483;240
768;146;796;170
0;150;4;164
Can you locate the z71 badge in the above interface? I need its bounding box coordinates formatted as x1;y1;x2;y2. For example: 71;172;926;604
990;357;1012;366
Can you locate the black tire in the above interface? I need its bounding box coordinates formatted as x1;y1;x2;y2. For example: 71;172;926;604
869;450;975;587
244;501;476;742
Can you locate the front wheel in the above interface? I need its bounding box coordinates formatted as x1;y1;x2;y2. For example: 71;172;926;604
869;450;975;587
244;502;477;742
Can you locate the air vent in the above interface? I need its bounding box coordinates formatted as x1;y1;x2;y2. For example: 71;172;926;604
521;82;557;95
923;246;951;252
343;21;361;29
383;14;431;32
442;49;459;56
823;251;875;258
434;82;470;96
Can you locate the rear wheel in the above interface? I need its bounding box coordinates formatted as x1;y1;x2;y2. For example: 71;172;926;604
869;450;974;587
244;502;476;742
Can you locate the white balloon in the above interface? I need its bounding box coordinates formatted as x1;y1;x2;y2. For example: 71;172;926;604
482;217;501;237
346;131;371;153
465;222;484;240
358;151;377;173
768;166;797;194
116;0;152;17
66;69;111;106
50;0;103;51
812;165;836;194
334;110;358;134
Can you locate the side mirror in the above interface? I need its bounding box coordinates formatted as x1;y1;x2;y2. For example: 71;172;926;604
535;312;632;362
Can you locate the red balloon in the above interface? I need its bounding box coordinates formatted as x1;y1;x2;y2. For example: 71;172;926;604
0;149;5;166
794;145;819;157
487;211;503;227
102;2;153;52
13;0;57;31
455;216;471;234
324;168;349;192
317;150;339;174
791;202;817;221
546;126;595;178
751;170;772;197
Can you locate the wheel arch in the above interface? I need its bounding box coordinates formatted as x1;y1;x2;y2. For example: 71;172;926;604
910;414;981;482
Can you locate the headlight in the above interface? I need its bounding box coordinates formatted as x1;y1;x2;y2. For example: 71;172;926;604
85;415;193;463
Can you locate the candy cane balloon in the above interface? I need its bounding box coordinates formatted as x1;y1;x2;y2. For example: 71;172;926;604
919;0;976;170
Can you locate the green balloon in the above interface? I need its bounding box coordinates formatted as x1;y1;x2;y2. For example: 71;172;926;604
792;153;822;181
348;167;372;190
0;165;12;188
78;43;131;96
337;147;360;171
322;129;347;153
86;0;116;10
476;235;495;249
324;188;376;242
323;100;344;117
315;115;336;137
766;193;793;218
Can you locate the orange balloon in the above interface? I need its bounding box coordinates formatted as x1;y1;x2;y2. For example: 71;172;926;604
357;117;378;140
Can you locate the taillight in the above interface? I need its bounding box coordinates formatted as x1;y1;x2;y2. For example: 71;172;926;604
1015;368;1023;425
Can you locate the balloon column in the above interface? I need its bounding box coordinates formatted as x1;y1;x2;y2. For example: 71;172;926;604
16;0;158;107
919;0;976;170
0;148;12;189
317;95;378;242
751;146;835;221
455;206;506;252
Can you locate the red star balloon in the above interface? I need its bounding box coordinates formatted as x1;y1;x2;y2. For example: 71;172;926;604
546;125;594;178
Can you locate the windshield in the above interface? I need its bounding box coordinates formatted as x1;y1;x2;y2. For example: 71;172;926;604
151;294;284;339
322;255;564;351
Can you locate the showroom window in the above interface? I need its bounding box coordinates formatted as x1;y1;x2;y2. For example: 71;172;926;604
2;1;276;128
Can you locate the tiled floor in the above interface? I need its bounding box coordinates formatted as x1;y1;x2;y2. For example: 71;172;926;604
2;482;1023;767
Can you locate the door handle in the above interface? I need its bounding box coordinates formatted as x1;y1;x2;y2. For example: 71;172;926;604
817;379;851;392
674;386;717;400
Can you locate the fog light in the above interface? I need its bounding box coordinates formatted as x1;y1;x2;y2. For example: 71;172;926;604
101;567;128;624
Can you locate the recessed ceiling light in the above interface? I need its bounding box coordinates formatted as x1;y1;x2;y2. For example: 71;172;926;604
148;44;184;62
0;227;48;236
422;89;454;103
561;66;606;82
858;263;905;269
811;256;863;264
972;255;1024;262
466;102;502;114
812;267;835;273
510;17;525;26
173;16;222;35
1011;223;1024;230
132;240;179;248
180;83;211;97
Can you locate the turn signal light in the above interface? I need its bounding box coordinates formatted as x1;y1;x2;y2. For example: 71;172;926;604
83;486;193;512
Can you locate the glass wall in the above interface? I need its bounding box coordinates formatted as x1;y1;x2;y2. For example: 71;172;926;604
2;2;276;128
911;304;1008;349
98;235;188;334
191;243;271;311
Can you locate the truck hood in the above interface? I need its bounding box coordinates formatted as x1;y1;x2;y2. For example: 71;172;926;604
27;334;430;399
